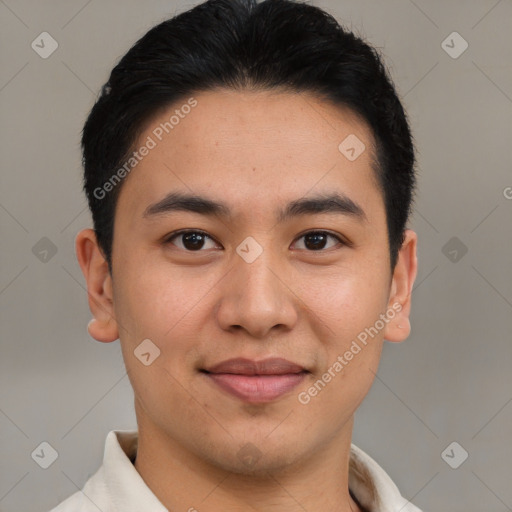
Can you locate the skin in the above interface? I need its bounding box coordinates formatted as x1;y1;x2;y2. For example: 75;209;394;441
76;88;417;512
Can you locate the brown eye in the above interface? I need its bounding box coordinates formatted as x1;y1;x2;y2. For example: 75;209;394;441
165;230;218;251
164;229;345;253
293;231;344;251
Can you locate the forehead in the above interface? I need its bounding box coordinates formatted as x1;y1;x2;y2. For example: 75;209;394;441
115;89;383;226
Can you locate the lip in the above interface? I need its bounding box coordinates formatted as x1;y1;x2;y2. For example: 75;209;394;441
205;357;306;375
201;357;309;403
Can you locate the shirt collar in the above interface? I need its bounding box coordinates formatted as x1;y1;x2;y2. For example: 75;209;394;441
100;429;420;512
102;429;167;511
348;443;420;512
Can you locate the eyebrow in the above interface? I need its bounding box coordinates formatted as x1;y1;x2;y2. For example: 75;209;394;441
142;191;367;223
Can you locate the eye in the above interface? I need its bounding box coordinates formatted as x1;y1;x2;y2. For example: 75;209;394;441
163;229;346;252
292;231;345;251
164;230;219;251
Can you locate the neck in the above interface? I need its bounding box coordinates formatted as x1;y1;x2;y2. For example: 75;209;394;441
133;402;363;512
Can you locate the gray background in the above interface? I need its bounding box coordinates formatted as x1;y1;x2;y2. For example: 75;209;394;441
0;0;511;511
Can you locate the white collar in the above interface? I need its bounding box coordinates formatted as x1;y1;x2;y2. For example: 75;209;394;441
72;429;422;512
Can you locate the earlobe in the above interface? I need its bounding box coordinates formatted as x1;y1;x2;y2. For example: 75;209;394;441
383;229;418;343
87;316;118;343
75;228;119;343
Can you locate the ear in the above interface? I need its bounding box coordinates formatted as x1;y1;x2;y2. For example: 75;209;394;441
75;228;119;343
382;229;418;343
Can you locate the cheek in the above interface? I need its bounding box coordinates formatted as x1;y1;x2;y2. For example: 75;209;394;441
113;261;198;337
297;278;386;416
300;262;389;336
114;265;202;410
113;261;223;379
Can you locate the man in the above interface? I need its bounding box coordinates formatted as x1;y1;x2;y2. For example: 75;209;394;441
51;0;421;510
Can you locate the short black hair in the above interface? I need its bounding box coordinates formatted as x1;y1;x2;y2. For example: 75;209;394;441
81;0;416;274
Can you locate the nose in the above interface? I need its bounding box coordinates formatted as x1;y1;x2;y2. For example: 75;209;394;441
215;245;298;339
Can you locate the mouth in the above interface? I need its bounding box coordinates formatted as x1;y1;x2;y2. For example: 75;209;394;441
200;357;310;403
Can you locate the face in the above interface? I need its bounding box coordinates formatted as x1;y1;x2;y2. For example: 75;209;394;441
77;89;417;474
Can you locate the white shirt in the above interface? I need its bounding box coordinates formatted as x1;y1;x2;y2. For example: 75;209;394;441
49;430;423;512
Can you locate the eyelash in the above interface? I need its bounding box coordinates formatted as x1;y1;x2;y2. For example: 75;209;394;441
163;229;347;252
